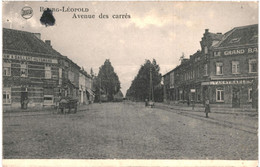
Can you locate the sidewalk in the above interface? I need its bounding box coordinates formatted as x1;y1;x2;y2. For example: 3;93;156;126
3;104;92;116
155;102;258;115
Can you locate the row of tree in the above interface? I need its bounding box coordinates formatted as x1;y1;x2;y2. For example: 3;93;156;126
92;59;121;102
91;58;163;103
126;59;163;102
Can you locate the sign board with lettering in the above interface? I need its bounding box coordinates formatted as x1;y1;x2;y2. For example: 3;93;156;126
190;89;196;93
201;79;254;85
223;47;258;56
3;54;58;64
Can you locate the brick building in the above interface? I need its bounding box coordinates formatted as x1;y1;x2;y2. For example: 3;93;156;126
163;24;258;108
3;28;82;110
204;24;258;108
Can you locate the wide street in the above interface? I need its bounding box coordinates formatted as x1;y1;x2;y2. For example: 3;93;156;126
3;102;258;159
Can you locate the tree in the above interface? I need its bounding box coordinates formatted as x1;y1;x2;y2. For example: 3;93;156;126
126;59;163;102
90;68;95;78
97;59;121;101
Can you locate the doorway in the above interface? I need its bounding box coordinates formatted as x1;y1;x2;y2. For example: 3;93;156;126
21;91;28;109
232;87;240;108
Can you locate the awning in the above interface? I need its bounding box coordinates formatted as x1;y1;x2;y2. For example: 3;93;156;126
86;88;95;96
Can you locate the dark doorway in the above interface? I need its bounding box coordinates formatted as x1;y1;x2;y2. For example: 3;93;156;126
21;91;28;109
232;87;240;108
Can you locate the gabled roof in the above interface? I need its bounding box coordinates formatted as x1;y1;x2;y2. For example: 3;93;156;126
3;28;62;58
213;24;258;48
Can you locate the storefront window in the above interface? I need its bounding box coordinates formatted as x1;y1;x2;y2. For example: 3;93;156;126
249;59;257;73
216;88;224;102
3;88;11;104
21;63;28;77
3;63;11;76
216;62;223;75
232;61;240;74
248;88;252;102
44;95;53;105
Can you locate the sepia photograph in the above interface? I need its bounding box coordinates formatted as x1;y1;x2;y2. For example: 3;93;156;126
2;1;258;166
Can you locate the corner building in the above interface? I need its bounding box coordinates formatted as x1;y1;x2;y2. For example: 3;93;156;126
163;24;258;108
204;24;258;108
3;28;81;110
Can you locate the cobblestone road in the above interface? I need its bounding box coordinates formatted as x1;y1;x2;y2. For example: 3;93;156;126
3;102;258;159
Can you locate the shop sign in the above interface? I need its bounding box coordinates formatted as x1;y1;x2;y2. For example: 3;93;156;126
223;47;258;56
190;89;196;93
3;54;58;64
209;79;253;85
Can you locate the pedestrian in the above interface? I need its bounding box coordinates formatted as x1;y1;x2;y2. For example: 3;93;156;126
187;96;190;106
145;99;148;107
205;99;210;118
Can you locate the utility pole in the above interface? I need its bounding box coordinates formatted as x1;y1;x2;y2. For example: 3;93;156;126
99;77;101;104
149;65;154;102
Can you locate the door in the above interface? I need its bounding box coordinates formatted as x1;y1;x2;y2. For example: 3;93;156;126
232;87;240;108
21;91;28;109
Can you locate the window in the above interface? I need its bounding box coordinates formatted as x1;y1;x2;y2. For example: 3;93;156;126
204;46;208;54
214;51;221;57
197;93;201;101
250;34;258;41
179;90;183;100
3;88;11;104
20;63;28;77
216;88;224;102
216;62;223;75
45;65;52;79
170;72;174;88
3;63;11;76
44;95;53;105
249;59;257;73
69;71;75;82
204;64;208;76
229;38;241;43
59;68;62;85
232;61;240;74
248;88;252;102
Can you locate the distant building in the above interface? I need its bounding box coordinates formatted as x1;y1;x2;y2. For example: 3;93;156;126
79;69;95;105
163;24;258;108
59;56;80;102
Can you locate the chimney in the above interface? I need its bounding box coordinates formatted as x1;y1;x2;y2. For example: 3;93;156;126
34;33;41;40
205;29;209;33
45;40;51;47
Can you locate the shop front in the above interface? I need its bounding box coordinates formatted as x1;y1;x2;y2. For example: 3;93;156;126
202;78;255;108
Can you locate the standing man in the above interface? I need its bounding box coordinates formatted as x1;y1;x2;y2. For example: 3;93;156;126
205;98;210;118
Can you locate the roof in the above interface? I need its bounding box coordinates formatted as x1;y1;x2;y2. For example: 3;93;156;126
3;28;64;58
208;32;223;41
213;24;258;48
3;28;82;69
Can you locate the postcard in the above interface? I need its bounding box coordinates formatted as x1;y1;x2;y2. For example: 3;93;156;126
2;1;258;167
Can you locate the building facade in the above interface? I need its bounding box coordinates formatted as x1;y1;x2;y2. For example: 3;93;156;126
3;28;61;110
163;24;258;108
3;28;92;111
79;69;95;105
205;24;258;108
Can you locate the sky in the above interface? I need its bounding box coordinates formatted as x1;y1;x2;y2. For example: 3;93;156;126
2;1;258;96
